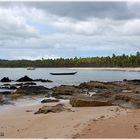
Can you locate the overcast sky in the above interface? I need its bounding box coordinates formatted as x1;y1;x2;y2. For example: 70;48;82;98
0;1;140;60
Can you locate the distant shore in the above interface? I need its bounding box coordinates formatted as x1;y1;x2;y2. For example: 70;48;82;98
0;67;140;72
68;67;140;72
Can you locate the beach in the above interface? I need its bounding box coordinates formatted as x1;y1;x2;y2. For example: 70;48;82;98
78;109;140;138
0;71;140;138
0;101;129;138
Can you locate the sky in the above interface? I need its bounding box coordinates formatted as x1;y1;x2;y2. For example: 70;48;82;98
0;1;140;60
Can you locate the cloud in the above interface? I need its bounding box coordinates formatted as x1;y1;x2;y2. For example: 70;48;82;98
0;1;140;59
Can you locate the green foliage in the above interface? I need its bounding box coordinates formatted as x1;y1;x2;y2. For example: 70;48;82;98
0;52;140;67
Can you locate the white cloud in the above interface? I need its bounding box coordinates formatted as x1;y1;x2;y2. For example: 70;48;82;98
0;2;140;59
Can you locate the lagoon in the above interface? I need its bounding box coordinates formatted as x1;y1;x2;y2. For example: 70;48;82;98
0;68;140;87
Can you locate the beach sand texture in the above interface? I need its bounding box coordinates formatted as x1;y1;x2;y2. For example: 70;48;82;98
0;102;128;138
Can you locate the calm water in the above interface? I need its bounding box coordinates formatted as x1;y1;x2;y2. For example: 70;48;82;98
0;68;140;87
0;68;140;110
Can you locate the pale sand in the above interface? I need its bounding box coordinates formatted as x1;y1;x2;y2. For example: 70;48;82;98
0;101;128;138
68;67;140;72
78;109;140;138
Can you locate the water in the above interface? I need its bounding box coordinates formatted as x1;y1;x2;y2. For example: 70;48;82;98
0;68;140;87
0;68;140;110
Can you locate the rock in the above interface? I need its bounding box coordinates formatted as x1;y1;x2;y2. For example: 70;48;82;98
26;110;33;112
0;95;3;101
1;77;12;82
0;132;4;136
54;95;74;100
79;81;108;90
52;85;82;97
15;86;50;95
0;91;12;95
70;95;113;107
0;95;14;105
16;75;33;82
34;103;71;114
0;85;17;90
9;93;23;100
113;93;140;109
78;81;120;93
23;82;36;85
9;86;17;90
41;99;59;103
34;79;53;82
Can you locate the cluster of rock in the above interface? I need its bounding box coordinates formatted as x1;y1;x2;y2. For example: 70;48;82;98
69;80;140;109
0;75;53;83
1;75;140;109
34;103;71;114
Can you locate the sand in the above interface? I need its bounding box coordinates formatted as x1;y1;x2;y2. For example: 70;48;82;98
0;101;128;138
78;109;140;138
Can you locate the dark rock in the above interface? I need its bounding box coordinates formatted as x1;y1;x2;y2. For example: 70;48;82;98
0;91;12;95
0;85;17;90
54;95;74;100
123;79;127;82
34;103;71;114
15;86;50;95
24;82;36;85
15;83;24;86
16;75;33;82
1;77;12;82
9;86;17;90
70;95;113;107
34;79;53;82
124;79;140;85
0;132;4;136
52;85;82;97
41;99;59;103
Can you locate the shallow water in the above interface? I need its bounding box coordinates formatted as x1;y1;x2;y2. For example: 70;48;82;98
0;68;140;87
0;67;140;109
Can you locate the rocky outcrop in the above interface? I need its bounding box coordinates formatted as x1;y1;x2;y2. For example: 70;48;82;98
70;95;113;107
1;77;12;82
24;82;36;85
78;81;122;94
16;75;53;83
52;85;82;97
70;91;140;109
34;79;53;82
16;75;33;82
113;93;140;109
15;86;50;95
0;85;17;90
34;103;71;114
41;99;59;103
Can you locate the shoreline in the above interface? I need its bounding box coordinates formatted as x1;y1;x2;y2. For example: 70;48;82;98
0;101;128;138
0;78;140;138
68;67;140;72
0;67;140;71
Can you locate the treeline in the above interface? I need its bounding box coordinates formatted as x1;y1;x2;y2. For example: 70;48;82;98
0;52;140;67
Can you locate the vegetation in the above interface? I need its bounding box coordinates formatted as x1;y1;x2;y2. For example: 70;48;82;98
0;52;140;67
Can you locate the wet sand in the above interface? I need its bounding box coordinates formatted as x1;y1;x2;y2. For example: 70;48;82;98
78;109;140;138
0;101;128;138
